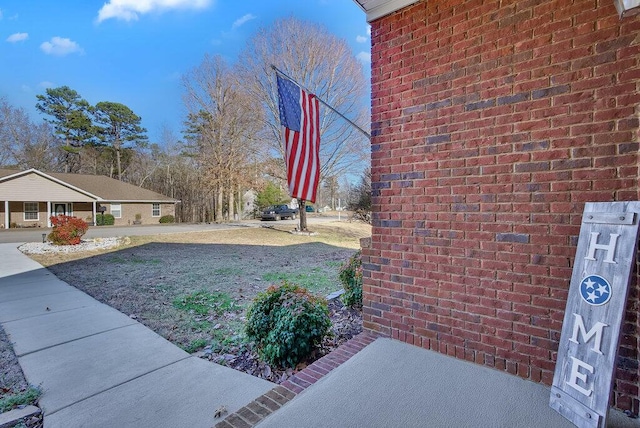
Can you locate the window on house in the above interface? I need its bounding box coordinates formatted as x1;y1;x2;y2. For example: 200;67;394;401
111;203;122;218
24;202;39;221
152;203;161;217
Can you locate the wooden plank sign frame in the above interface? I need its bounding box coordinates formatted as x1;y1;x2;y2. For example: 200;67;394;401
550;202;640;427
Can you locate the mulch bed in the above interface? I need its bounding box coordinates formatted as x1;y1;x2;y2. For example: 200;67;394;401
200;298;362;383
0;325;43;427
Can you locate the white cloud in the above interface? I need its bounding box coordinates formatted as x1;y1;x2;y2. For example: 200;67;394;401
356;51;371;64
39;81;55;88
0;9;19;20
356;25;371;43
21;85;31;93
211;38;222;46
232;13;256;29
6;32;28;43
40;37;83;56
97;0;212;23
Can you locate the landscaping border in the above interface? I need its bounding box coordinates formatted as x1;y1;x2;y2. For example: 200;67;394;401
215;331;380;428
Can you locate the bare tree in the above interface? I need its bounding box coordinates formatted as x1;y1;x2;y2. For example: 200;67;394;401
236;17;369;229
182;54;263;222
124;143;163;188
347;167;371;223
0;98;22;167
0;97;60;170
121;124;211;224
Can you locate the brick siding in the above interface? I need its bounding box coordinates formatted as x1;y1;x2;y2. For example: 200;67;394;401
366;0;639;412
105;202;176;226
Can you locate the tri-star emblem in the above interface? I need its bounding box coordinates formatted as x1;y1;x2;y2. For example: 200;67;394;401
579;275;612;306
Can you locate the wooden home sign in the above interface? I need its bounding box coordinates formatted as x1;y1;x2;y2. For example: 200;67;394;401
550;202;640;427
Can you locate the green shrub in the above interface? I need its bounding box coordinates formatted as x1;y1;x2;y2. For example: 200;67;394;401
245;282;331;368
159;214;175;224
47;215;88;245
0;386;41;413
338;250;363;308
95;213;115;226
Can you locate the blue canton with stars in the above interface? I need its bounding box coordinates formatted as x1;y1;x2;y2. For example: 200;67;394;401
579;275;612;306
276;75;301;132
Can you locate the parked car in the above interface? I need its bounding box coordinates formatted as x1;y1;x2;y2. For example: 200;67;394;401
305;205;314;212
261;205;299;221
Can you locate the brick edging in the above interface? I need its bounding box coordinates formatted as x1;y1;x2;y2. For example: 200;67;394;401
215;331;380;428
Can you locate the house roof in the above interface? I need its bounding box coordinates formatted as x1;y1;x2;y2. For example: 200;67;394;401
352;0;420;22
0;168;178;203
352;0;638;21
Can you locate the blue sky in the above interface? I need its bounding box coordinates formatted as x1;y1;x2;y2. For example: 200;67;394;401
0;0;370;144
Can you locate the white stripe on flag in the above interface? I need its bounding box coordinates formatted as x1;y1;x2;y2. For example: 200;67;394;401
279;78;320;203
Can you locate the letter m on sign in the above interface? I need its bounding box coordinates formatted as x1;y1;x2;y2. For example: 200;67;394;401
550;202;640;428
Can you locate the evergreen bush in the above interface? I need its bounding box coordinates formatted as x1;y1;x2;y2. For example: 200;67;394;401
159;214;175;223
338;250;363;308
245;282;331;368
95;213;115;226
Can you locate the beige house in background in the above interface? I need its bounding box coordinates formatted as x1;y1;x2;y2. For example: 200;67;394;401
0;168;179;229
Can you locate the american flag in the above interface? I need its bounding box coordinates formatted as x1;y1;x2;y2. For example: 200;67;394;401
276;74;320;203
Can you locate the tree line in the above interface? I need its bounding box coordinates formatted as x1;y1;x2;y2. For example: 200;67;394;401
0;17;370;223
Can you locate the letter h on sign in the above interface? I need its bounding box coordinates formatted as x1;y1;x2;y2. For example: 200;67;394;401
584;232;620;264
550;203;640;428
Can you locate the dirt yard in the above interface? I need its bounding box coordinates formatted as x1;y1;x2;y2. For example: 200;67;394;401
25;222;370;381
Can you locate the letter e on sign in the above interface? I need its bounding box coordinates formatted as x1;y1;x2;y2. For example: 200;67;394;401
567;357;594;397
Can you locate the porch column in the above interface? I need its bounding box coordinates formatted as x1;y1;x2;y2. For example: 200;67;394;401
47;201;51;227
4;200;8;229
92;201;96;226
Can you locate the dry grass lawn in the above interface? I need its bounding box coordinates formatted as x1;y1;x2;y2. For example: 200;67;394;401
28;221;371;353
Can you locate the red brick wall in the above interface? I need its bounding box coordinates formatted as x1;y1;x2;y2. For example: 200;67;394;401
365;0;640;412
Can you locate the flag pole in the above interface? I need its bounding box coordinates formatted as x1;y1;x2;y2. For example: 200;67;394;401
271;65;371;140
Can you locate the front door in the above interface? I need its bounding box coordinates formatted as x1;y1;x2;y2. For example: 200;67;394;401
53;203;67;216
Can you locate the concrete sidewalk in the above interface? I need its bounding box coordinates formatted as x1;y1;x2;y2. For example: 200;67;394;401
254;338;639;428
0;243;273;427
